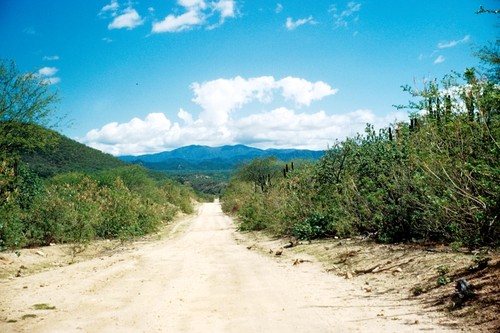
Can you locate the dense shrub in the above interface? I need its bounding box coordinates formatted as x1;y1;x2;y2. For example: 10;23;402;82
292;213;330;240
223;70;499;248
0;165;194;249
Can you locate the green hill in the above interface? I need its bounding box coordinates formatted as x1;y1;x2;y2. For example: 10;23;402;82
20;127;127;177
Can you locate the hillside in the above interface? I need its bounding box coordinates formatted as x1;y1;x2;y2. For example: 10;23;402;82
20;128;127;177
119;144;325;171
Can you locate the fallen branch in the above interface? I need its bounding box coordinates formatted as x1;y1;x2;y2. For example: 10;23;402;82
293;258;312;265
355;259;415;275
354;264;381;274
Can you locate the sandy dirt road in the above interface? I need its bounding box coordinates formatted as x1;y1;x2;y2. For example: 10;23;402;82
1;202;461;333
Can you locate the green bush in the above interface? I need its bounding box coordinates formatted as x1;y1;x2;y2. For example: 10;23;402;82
225;72;498;248
293;213;329;240
0;201;26;249
0;164;195;249
238;194;268;231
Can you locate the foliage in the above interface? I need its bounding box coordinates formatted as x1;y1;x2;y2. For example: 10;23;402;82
223;68;499;248
165;170;231;198
0;104;196;249
476;40;500;83
234;156;281;193
20;126;127;177
436;265;451;286
0;59;60;160
292;212;330;240
0;165;194;249
0;59;61;216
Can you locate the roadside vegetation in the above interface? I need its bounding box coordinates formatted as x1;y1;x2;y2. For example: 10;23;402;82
0;59;195;250
1;164;194;249
164;169;231;199
222;16;499;249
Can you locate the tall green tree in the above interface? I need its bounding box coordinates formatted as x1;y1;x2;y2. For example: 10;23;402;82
1;58;60;206
0;58;60;160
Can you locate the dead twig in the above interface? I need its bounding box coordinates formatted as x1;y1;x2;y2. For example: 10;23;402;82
293;258;312;265
355;259;415;275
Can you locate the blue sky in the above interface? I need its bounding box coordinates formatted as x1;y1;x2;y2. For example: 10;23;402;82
1;0;497;155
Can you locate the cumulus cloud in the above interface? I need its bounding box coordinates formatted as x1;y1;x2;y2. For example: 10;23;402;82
38;67;58;77
152;0;237;33
213;0;236;19
99;1;143;30
178;108;194;125
38;67;60;85
80;75;408;156
330;1;361;28
100;0;119;14
285;16;316;30
190;76;337;126
234;108;406;149
83;107;407;155
438;35;470;49
191;76;276;125
84;113;181;156
42;77;61;85
108;8;144;30
278;77;337;106
152;9;204;33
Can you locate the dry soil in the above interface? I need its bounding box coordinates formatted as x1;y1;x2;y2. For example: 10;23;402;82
0;202;497;332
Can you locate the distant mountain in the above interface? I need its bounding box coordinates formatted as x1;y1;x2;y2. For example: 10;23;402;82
119;145;325;171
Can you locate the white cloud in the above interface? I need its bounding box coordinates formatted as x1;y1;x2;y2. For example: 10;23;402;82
101;0;119;14
178;108;194;125
191;76;276;125
330;1;361;28
275;4;283;14
37;67;60;85
43;55;59;61
84;113;182;156
278;77;338;106
152;0;237;33
179;0;207;8
438;35;470;49
434;55;445;64
234;108;406;149
285;16;316;30
38;67;58;77
108;8;144;30
82;107;407;155
82;76;403;156
152;10;204;33
213;0;236;19
43;77;61;85
190;76;337;127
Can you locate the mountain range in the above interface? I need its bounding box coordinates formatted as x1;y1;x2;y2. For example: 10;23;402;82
119;145;325;171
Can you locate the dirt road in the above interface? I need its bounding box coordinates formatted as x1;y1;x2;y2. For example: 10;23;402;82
1;202;461;332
